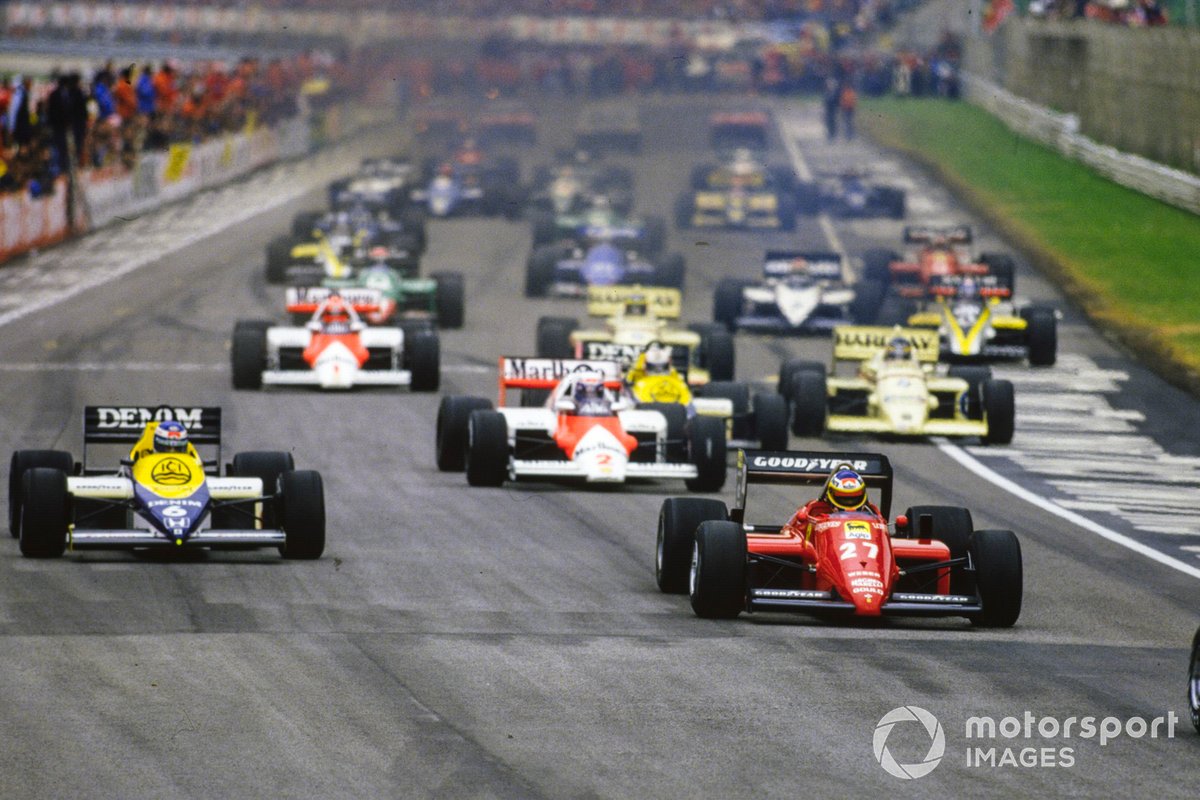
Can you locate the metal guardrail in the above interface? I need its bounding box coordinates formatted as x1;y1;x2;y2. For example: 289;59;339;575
963;72;1200;216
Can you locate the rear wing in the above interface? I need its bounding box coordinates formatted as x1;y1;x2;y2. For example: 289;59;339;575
709;111;768;126
585;284;681;319
928;273;1012;299
83;405;222;471
498;357;623;405
734;448;893;520
832;325;941;364
763;251;843;280
285;286;382;315
903;224;972;245
574;340;690;378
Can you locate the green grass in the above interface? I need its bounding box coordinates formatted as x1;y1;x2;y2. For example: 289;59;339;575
861;97;1200;381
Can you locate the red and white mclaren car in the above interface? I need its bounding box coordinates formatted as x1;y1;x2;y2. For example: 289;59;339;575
230;290;439;391
435;358;726;490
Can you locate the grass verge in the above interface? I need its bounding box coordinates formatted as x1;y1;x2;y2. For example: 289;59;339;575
860;97;1200;393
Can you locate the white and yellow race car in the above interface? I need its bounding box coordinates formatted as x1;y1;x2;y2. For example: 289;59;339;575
782;326;1015;444
8;406;324;559
535;285;735;384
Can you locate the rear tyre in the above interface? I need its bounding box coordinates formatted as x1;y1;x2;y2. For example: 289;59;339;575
790;371;828;437
698;327;735;381
713;278;749;331
904;505;974;594
466;410;509;487
535;316;578;358
653;253;685;290
641;215;666;256
861;248;897;282
265;236;294;284
970;529;1023;627
850;279;885;324
432;271;465;329
231;321;269;390
980;253;1016;292
19;468;69;558
656;497;728;594
673;195;694;230
947;365;992;420
405;330;440;392
689;520;746;619
436;396;493;472
10;449;73;538
291;210;323;239
278;470;325;559
752;393;789;450
1189;627;1200;734
777;359;825;400
685;417;727;493
982;379;1015;445
776;195;797;232
524;246;558;297
1023;306;1057;367
227;451;295;530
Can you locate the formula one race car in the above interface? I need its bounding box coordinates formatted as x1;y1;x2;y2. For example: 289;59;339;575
905;274;1057;366
527;160;635;218
530;198;663;254
478;102;538;145
435;358;726;490
782;326;1015;444
1189;626;1200;733
794;171;906;219
713;250;883;333
655;449;1022;626
536;284;734;383
327;157;420;215
413;101;470;142
409;160;523;219
860;226;1017;311
287;264;464;329
575;104;643;154
272;208;424;283
8;406;324;559
708;111;769;150
231;291;440;391
525;241;685;298
676;152;797;230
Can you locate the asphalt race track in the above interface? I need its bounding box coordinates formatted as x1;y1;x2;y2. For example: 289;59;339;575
0;96;1198;798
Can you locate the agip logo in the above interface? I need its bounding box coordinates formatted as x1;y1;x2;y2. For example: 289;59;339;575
873;706;945;780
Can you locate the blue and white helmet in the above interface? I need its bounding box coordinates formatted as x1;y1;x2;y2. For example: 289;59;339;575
153;420;190;453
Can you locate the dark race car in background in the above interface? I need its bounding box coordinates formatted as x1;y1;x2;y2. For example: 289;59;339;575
526;241;685;298
795;171;906;219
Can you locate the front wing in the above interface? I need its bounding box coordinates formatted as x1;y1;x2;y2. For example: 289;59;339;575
825;415;988;438
747;587;982;616
261;369;412;387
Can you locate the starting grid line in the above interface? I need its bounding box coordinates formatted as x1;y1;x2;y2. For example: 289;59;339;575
776;106;1200;577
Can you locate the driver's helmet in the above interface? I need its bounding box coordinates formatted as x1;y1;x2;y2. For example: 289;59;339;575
437;162;454;177
591;195;611;211
823;466;867;511
572;372;611;415
321;295;353;332
959;276;980;299
883;336;912;361
643;342;672;375
153;420;190;454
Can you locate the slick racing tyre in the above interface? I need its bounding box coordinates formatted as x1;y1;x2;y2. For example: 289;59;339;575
657;497;728;594
224;451;295;530
231;320;270;390
1022;305;1057;367
947;365;992;421
1189;627;1200;734
861;249;897;283
970;529;1023;628
525;246;559;297
904;505;974;594
712;278;751;331
982;379;1015;445
789;371;828;438
20;468;70;558
752;393;789;451
638;403;687;463
406;330;441;392
466;410;509;488
432;271;466;329
777;359;825;401
278;470;325;560
436;396;493;472
9;449;73;538
849;279;886;324
653;253;686;290
692;324;735;382
685;416;727;493
535;316;578;359
689;520;746;619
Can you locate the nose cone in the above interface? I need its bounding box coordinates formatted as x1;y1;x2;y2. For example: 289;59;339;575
843;569;886;616
315;341;359;389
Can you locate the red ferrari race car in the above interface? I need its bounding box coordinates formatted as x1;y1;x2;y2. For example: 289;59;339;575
435;358;726;490
860;226;1017;316
655;449;1023;625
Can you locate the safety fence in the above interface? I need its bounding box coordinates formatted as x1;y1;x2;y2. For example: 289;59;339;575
963;73;1200;216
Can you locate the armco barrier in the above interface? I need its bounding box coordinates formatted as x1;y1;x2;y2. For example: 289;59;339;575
963;73;1200;217
0;177;80;261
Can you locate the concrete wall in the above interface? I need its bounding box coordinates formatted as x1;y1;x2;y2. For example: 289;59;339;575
966;17;1200;173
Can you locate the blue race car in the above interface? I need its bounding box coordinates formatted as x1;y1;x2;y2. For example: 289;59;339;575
525;241;684;298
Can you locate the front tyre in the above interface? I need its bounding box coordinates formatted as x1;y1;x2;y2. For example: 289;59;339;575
278;470;325;559
9;449;73;538
406;330;441;392
970;529;1022;628
466;410;509;487
685;416;727;493
436;396;493;472
20;468;70;558
656;497;728;594
689;520;746;619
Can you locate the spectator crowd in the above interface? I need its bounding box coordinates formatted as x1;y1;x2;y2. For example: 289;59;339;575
0;52;336;199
